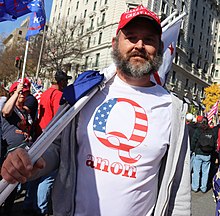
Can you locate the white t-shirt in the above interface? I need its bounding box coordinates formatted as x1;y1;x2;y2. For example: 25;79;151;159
75;75;172;216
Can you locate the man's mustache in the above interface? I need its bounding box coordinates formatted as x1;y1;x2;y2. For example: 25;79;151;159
127;51;149;60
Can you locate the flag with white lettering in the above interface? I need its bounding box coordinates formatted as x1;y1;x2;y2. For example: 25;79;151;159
152;20;182;86
25;0;46;40
206;101;219;125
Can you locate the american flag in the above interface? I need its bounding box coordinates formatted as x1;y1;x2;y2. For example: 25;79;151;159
207;101;219;125
93;98;148;164
31;81;43;104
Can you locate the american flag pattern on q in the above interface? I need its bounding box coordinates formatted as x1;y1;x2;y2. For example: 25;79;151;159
93;98;148;164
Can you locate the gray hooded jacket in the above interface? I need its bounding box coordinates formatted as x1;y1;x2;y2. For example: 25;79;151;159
36;91;191;216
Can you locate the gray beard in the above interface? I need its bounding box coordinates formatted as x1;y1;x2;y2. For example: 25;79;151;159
112;45;163;78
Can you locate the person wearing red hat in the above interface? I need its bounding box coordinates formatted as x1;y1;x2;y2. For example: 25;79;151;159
1;5;190;216
0;80;33;216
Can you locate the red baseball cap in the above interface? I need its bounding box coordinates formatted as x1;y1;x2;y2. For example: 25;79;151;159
9;78;31;93
196;115;204;123
116;5;162;35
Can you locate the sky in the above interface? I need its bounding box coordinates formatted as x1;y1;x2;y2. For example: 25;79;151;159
0;0;53;37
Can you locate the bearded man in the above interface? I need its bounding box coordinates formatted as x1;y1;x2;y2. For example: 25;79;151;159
1;5;190;216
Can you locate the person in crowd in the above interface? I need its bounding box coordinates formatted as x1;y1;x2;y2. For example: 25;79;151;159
0;79;33;216
1;5;190;216
191;116;216;193
0;85;8;158
23;71;72;216
186;113;197;172
0;85;8;111
37;70;72;135
213;123;220;216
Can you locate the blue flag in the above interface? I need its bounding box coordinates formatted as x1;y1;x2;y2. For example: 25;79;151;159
4;0;32;18
0;0;45;22
26;0;46;40
27;0;44;12
0;0;15;21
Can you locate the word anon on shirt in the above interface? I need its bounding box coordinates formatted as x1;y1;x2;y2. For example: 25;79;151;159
86;154;137;179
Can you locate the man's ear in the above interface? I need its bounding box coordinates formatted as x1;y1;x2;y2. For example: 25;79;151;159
112;37;116;49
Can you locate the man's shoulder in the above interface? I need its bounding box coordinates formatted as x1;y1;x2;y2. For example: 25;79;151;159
42;87;61;96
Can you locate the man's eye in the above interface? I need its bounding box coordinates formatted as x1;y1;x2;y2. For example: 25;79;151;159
127;36;138;43
143;38;154;43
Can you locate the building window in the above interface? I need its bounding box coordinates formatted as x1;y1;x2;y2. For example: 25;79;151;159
85;56;89;68
201;19;204;28
80;25;84;35
195;0;198;6
18;30;22;35
198;45;201;54
185;78;189;88
189;52;193;62
73;16;76;24
93;1;97;10
217;58;220;65
207;26;210;34
76;1;79;10
190;39;194;47
201;87;204;98
202;7;205;15
218;47;220;53
194;83;197;94
174;52;178;64
87;36;91;48
98;32;102;44
84;9;87;18
101;12;106;23
194;11;197;20
197;57;201;68
67;8;70;16
215;70;219;77
90;18;94;29
171;71;176;84
161;1;167;14
181;1;185;12
199;32;202;41
206;39;209;47
95;53;100;67
192;25;195;34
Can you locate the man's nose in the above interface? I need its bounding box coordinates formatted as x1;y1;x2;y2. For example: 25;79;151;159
134;39;144;49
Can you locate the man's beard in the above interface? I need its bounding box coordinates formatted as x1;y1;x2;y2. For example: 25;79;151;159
112;42;163;78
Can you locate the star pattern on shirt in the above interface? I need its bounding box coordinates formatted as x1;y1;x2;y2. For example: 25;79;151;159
93;98;117;132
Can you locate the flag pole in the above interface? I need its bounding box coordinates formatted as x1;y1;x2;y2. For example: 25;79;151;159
0;64;116;205
162;11;188;32
21;40;29;81
161;9;178;28
35;26;46;81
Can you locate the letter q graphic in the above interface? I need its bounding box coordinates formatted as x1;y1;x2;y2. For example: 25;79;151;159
93;98;148;164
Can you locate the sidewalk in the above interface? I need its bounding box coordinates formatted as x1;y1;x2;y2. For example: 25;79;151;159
191;188;216;216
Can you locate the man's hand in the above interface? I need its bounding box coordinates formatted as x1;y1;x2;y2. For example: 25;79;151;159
1;148;45;184
15;82;23;94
